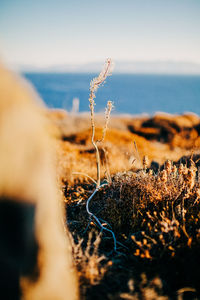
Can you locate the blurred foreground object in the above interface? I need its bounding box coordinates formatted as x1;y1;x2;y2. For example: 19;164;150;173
0;63;79;300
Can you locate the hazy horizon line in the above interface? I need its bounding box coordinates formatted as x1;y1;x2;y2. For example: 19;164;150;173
12;59;200;75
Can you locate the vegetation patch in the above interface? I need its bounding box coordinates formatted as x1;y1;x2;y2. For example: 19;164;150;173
59;60;200;299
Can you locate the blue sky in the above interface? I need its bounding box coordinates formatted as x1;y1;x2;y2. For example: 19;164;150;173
0;0;200;67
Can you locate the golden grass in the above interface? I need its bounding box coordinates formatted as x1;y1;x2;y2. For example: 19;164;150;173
55;121;199;185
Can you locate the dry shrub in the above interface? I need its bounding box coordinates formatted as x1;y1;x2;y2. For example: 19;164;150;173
64;156;200;260
118;276;168;300
64;156;200;299
102;158;200;260
71;231;110;286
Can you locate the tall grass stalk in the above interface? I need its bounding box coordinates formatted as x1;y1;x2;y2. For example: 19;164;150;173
89;58;114;187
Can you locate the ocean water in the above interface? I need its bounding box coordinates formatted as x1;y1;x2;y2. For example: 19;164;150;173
23;73;200;115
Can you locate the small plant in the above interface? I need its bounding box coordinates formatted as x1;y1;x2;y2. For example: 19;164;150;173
71;231;110;285
83;59;118;251
71;59;117;251
89;58;114;187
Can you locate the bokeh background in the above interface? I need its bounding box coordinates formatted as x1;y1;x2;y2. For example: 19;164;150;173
0;0;200;114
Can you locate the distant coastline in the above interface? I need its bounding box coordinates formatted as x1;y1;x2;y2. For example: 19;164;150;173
17;60;200;75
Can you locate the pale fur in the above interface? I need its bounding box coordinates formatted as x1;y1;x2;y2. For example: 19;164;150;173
0;64;79;300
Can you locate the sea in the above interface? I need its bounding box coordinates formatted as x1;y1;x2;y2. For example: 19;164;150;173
23;73;200;116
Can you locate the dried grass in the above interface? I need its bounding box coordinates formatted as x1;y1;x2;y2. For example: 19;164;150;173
66;155;200;299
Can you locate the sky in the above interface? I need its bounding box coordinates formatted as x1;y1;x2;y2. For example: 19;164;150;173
0;0;200;68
